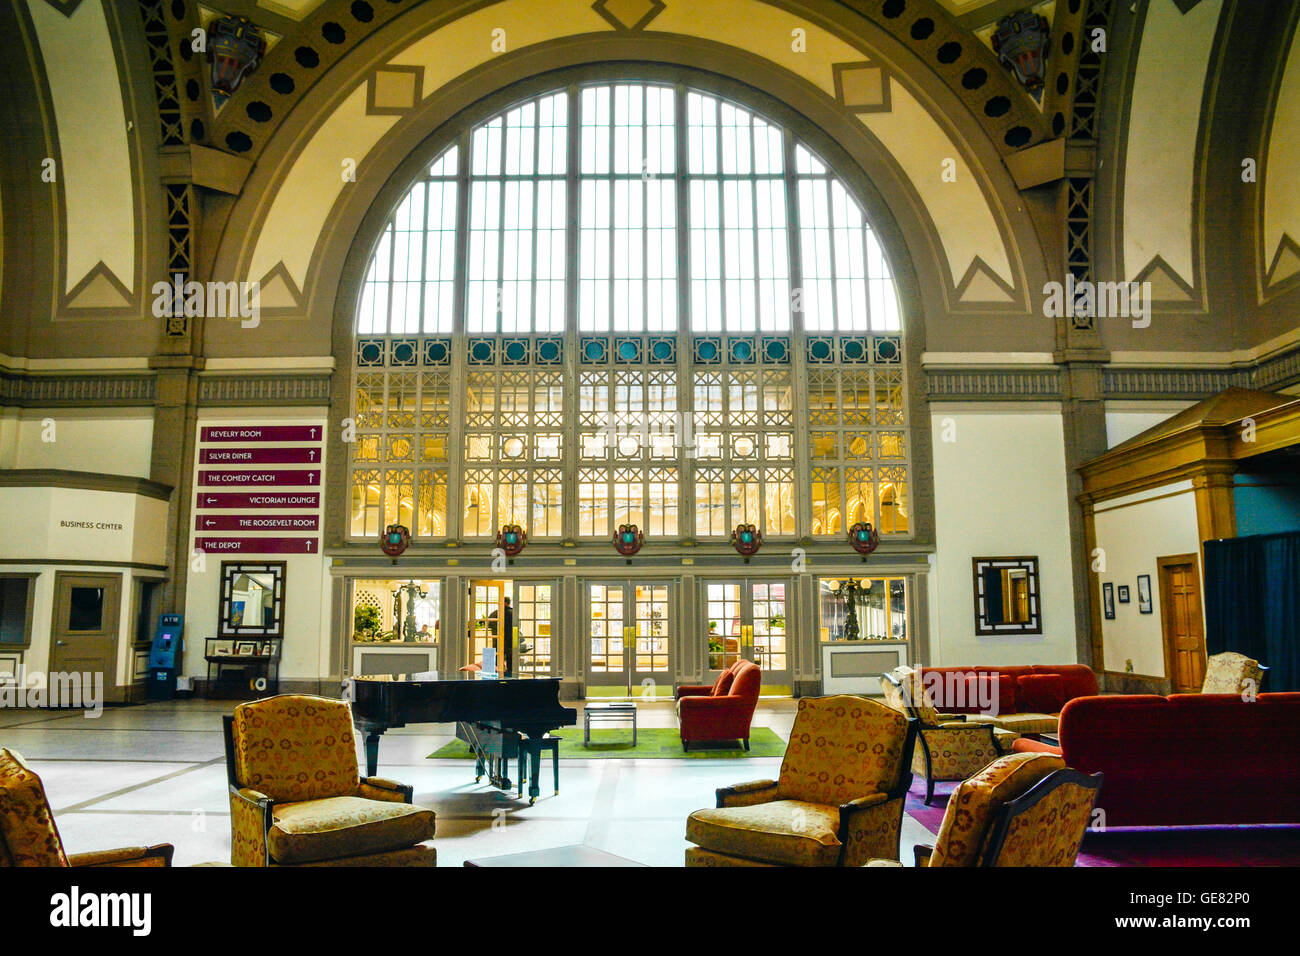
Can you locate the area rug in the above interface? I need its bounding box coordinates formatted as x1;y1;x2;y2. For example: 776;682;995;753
428;726;787;759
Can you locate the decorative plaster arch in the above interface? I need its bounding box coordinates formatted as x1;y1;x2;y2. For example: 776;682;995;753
204;0;1053;353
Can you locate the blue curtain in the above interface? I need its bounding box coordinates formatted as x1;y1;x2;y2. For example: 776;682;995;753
1204;531;1300;692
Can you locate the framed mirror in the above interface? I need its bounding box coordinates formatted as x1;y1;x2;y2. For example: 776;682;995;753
219;561;286;639
972;557;1042;635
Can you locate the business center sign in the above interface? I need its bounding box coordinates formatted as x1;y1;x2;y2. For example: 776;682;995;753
192;424;325;555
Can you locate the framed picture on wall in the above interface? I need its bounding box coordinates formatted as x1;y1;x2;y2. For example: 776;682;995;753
1102;582;1115;620
1137;574;1153;614
1117;585;1131;604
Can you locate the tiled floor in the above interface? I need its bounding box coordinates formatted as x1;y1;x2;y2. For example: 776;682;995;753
2;698;937;867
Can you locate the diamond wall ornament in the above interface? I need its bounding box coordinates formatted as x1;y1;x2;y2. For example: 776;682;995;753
592;0;666;32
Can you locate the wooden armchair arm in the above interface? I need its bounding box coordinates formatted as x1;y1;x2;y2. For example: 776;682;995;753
359;776;414;803
68;844;174;868
913;844;935;867
716;779;779;807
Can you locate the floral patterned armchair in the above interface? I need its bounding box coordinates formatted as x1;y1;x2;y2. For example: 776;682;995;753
888;752;1102;867
1201;652;1267;696
684;695;917;866
224;695;437;866
881;665;1012;805
1;748;173;867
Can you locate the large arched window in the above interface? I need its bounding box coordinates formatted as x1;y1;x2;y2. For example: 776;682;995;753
356;83;900;335
350;82;908;543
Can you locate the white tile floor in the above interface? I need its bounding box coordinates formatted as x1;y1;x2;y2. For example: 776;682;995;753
1;699;935;866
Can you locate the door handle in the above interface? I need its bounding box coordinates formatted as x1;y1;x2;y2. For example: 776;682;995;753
55;640;67;646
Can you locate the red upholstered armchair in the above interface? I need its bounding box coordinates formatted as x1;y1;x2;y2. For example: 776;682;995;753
676;660;762;751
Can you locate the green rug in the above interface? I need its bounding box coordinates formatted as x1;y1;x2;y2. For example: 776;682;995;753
428;726;786;759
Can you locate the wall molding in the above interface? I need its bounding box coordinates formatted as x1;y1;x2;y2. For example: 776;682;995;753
0;468;173;501
0;370;156;406
196;373;332;406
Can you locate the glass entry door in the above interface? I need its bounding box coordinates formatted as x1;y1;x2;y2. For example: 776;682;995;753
586;582;672;698
703;579;790;689
512;581;556;677
467;580;507;671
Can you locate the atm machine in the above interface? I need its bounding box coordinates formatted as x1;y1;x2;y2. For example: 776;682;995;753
147;613;184;701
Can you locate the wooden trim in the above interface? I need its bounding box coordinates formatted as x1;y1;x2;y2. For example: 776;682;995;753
1081;504;1104;674
0;469;173;501
0;559;168;571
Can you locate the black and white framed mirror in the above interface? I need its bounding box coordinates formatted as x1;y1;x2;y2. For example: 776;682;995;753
972;557;1042;636
219;561;286;639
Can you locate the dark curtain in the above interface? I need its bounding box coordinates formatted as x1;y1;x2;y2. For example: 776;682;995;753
1204;531;1300;693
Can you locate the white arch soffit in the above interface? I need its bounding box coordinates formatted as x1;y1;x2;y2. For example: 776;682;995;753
245;0;1015;298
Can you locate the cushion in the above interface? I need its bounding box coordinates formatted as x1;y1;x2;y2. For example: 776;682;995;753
1201;652;1265;695
1017;674;1067;714
0;749;69;867
966;712;1059;735
232;695;361;804
686;800;842;866
711;668;736;697
778;696;908;806
928;753;1065;867
267;796;435;865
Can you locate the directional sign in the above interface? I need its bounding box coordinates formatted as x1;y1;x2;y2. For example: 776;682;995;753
196;492;321;510
196;514;320;532
201;425;323;443
198;469;320;487
193;536;319;554
200;447;322;465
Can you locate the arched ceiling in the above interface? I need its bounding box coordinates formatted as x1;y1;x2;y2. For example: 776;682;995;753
2;0;1299;383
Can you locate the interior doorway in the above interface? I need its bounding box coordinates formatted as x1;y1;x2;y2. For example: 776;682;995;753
702;579;791;693
586;581;672;698
49;572;122;701
467;579;556;677
1157;553;1207;693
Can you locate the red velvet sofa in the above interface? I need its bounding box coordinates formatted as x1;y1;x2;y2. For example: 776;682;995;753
675;660;761;751
1013;693;1300;826
915;664;1098;734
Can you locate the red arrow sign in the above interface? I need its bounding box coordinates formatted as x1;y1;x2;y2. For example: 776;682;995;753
196;492;321;510
201;425;323;443
198;469;320;487
196;514;320;532
193;536;319;554
199;447;321;465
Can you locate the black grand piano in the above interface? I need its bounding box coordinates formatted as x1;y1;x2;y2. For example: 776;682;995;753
347;674;576;804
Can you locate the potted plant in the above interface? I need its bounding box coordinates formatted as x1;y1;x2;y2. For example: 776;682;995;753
353;605;381;642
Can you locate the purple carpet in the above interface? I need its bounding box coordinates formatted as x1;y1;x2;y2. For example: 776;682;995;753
903;780;1300;866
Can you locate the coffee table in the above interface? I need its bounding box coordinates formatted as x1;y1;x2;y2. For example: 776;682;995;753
463;844;646;867
583;701;637;746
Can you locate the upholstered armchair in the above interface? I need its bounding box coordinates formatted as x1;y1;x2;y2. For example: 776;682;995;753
1202;652;1268;696
676;659;762;751
877;752;1102;867
881;666;1011;805
224;695;437;867
1;748;173;867
684;695;917;866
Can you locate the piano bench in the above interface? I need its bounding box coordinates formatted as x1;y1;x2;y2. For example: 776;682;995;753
517;736;561;803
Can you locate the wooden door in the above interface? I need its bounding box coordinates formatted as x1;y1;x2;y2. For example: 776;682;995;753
50;572;121;697
1157;555;1206;693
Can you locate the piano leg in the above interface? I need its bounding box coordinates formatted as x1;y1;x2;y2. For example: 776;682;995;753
527;745;541;804
364;731;382;778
